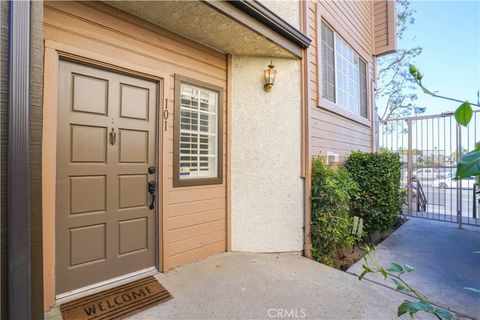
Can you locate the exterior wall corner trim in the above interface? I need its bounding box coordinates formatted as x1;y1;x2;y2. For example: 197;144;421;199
8;1;32;318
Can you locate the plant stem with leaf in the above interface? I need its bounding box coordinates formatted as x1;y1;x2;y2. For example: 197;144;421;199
359;246;453;320
409;65;480;179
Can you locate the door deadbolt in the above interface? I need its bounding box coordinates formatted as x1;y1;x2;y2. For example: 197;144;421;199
148;166;156;174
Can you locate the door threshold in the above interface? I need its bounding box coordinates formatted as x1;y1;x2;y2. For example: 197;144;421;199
55;267;158;305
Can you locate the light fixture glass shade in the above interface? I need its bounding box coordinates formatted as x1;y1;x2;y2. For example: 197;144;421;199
263;63;276;92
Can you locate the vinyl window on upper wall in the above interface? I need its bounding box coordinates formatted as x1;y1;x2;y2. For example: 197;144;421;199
321;21;368;118
174;75;223;187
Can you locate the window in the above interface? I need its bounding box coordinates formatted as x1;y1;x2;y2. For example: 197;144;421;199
174;75;223;187
321;21;368;119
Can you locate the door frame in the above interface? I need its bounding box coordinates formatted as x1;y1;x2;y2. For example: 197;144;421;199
42;40;170;310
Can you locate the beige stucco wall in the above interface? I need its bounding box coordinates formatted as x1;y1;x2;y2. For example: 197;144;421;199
259;0;300;29
231;56;303;252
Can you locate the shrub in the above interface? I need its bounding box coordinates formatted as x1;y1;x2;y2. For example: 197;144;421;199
345;150;403;234
311;157;359;265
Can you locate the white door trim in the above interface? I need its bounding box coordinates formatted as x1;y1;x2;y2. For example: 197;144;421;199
55;267;158;302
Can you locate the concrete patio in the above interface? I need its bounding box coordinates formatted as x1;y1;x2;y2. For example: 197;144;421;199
349;218;480;319
45;218;480;320
126;252;429;320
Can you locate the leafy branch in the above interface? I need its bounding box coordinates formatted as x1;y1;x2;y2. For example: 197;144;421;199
409;65;479;108
409;64;480;179
359;246;453;320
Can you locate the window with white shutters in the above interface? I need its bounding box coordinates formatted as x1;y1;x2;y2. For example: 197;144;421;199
174;76;223;187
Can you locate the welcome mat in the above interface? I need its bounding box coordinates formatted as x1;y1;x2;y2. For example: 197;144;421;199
60;276;172;320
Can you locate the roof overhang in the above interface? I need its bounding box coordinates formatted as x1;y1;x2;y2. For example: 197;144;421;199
105;0;311;58
223;0;311;49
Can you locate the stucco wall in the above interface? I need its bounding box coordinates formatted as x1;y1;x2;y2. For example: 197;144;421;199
231;56;303;252
259;0;300;29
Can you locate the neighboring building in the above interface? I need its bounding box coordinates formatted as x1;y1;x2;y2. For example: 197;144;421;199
0;1;396;318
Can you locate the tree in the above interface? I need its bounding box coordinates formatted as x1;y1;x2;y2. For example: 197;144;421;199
377;0;424;124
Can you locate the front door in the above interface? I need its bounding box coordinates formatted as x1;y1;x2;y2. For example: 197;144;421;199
56;60;158;294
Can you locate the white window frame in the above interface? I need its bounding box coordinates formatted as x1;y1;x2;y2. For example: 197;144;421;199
318;18;371;127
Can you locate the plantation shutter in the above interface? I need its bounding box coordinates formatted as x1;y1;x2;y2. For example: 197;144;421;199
179;83;218;179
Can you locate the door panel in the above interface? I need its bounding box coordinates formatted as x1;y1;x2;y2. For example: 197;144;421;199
72;73;108;115
70;175;106;214
119;129;149;163
56;60;158;294
119;175;148;209
118;218;148;254
70;125;107;163
120;84;150;120
69;224;106;266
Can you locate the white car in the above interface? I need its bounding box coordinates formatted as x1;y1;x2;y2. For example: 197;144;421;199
433;176;477;189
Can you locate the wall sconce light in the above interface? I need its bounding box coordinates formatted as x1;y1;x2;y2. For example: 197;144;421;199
263;61;276;92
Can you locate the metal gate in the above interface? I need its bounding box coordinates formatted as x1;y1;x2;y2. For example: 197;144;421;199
380;110;480;227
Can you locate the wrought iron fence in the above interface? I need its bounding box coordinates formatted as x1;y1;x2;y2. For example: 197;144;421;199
380;110;479;226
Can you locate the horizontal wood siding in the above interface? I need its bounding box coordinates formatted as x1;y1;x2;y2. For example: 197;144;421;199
307;1;375;161
44;1;227;271
373;0;396;55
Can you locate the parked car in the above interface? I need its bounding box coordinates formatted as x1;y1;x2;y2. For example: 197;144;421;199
413;167;456;184
432;176;476;189
413;168;440;181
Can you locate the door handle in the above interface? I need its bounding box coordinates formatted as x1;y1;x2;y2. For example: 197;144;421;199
148;180;156;210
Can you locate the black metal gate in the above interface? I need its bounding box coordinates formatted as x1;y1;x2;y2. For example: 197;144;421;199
380;111;480;227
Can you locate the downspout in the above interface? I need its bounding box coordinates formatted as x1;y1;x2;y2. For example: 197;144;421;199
8;0;31;318
300;0;312;258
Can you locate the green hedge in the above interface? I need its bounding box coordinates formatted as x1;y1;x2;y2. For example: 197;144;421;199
345;151;403;234
311;157;359;265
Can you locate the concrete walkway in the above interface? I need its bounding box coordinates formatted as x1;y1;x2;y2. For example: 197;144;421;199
349;218;480;319
126;252;430;320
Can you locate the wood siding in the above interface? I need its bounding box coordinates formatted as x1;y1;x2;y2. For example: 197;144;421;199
43;1;227;278
373;0;396;56
307;1;376;161
31;2;45;318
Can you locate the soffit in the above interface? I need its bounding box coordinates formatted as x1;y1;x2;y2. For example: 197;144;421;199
105;0;298;58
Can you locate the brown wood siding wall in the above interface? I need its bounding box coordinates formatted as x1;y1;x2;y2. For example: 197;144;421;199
43;2;227;272
31;2;44;319
374;1;389;47
373;1;396;55
307;1;375;161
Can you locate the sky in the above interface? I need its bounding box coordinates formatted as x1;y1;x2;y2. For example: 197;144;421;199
398;0;480;115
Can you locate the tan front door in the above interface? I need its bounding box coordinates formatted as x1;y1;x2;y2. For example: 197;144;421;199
56;60;158;294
